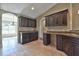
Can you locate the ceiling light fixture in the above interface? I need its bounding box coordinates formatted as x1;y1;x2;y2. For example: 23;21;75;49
31;6;34;10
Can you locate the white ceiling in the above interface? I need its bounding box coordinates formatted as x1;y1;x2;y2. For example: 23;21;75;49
0;3;56;19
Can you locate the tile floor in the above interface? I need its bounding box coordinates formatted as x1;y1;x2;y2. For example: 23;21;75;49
0;37;66;56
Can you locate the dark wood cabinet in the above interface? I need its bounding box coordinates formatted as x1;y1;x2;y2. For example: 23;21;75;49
56;35;79;56
45;9;68;26
56;35;63;51
43;33;51;45
45;17;49;26
19;16;36;27
18;32;38;44
62;36;73;56
73;44;79;56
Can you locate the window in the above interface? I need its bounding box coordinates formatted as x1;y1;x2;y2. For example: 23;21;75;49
2;13;18;36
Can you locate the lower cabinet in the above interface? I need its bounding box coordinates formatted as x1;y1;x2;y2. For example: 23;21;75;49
56;35;63;51
43;33;51;45
73;44;79;56
18;32;38;44
62;36;73;56
56;35;79;56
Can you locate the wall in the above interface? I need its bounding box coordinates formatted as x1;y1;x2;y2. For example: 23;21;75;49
38;17;47;39
72;4;79;30
50;34;56;48
37;3;73;47
37;3;72;31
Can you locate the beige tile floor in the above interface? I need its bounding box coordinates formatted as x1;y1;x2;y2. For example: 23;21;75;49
0;37;67;56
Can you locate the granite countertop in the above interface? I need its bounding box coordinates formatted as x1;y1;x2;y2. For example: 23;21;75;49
18;27;37;32
45;31;79;38
19;31;38;33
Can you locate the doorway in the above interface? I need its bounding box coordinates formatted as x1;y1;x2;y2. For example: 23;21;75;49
2;13;18;53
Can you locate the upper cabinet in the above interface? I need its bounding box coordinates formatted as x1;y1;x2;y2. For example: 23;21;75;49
19;16;36;27
45;9;68;27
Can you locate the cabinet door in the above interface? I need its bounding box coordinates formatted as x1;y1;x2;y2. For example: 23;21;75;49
27;19;29;27
34;32;38;40
22;17;25;27
46;15;56;26
56;35;63;51
57;13;63;26
55;14;58;26
22;33;27;44
45;17;49;26
31;20;35;27
47;16;52;26
62;12;67;26
22;33;27;43
32;33;35;40
19;17;22;27
20;17;28;27
31;33;34;41
19;17;21;27
21;19;23;27
27;19;30;27
52;15;56;26
63;36;73;56
33;20;36;27
72;38;79;56
28;20;36;27
56;13;66;26
43;34;51;45
73;44;79;56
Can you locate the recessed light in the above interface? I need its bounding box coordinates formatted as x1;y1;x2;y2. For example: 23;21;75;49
31;6;34;10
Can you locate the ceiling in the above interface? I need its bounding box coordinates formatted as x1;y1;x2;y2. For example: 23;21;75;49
0;3;56;19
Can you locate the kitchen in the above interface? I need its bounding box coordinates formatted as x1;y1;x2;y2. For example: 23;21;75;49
0;3;79;56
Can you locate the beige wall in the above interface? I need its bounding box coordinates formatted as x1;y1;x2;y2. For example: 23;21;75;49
37;3;79;47
72;3;79;30
50;34;56;48
37;3;72;31
37;3;72;43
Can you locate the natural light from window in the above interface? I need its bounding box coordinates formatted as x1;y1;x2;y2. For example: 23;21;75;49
2;13;18;37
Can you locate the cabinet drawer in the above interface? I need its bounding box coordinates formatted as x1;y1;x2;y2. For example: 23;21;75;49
43;33;51;45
